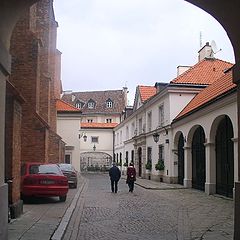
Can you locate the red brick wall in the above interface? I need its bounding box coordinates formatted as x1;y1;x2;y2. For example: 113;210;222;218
5;82;22;204
8;0;65;170
48;130;65;164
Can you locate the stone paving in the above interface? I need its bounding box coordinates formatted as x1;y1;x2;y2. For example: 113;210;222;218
7;176;85;240
62;173;234;240
8;173;234;240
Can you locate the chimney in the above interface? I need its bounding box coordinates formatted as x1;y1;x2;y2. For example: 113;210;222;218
154;82;168;93
198;42;214;62
177;66;191;76
122;87;128;107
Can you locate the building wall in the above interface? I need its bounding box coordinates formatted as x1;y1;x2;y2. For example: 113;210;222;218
80;129;114;157
172;93;238;193
57;116;81;171
5;87;23;218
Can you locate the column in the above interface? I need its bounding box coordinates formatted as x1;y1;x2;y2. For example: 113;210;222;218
183;146;192;188
204;142;216;195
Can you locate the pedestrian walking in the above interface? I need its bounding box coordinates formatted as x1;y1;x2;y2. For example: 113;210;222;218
126;162;136;192
109;162;121;193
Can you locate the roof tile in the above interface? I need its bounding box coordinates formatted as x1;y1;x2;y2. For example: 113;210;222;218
175;70;236;119
138;85;157;102
81;122;118;129
56;99;81;112
171;58;233;85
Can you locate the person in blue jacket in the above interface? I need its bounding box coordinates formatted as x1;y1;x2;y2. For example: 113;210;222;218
109;162;121;193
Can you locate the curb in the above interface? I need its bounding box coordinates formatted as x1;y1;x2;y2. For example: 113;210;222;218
51;178;86;240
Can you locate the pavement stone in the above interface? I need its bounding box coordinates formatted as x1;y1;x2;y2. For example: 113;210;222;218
8;173;234;240
62;173;233;240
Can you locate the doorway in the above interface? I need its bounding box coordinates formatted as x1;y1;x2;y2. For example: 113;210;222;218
192;126;206;191
215;116;234;198
178;133;185;185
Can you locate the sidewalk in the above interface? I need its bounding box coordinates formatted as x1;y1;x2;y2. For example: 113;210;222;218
134;177;186;190
8;176;86;240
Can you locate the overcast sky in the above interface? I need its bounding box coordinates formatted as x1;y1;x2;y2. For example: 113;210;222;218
53;0;235;105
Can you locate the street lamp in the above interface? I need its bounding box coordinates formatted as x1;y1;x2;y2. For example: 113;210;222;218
153;132;160;143
79;131;87;142
93;144;96;151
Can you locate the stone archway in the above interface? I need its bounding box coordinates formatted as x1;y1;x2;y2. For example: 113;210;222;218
80;151;112;172
1;1;240;239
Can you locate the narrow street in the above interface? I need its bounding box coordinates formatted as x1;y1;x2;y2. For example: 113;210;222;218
8;173;233;240
62;173;233;240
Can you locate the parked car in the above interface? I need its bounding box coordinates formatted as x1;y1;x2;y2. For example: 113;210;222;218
58;163;78;188
21;162;69;202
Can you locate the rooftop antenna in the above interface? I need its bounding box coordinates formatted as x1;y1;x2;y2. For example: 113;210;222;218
200;31;202;48
211;40;222;56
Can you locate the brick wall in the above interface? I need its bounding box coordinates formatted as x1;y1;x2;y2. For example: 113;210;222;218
5;82;23;217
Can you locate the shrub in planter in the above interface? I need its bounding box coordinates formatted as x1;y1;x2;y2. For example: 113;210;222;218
145;161;152;170
155;160;165;171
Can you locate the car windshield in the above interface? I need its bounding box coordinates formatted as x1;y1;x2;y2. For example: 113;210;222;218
29;164;61;175
59;164;73;171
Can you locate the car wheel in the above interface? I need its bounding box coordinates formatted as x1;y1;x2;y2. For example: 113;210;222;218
73;183;77;189
59;195;67;202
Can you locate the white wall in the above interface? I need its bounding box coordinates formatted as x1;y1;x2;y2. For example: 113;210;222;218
80;128;114;157
57;116;81;171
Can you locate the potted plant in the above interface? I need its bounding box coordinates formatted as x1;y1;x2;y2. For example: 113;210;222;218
145;161;152;171
117;162;122;167
123;162;128;167
155;160;165;171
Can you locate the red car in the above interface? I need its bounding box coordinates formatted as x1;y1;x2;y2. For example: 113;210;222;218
21;162;69;202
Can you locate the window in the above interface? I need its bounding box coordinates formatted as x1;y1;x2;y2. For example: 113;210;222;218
75;102;81;109
87;99;95;109
147;147;152;162
159;104;164;127
88;102;94;108
75;101;84;109
131;150;134;163
132;122;135;136
139;118;142;134
106;118;112;123
147;111;152;131
158;145;164;162
106;99;113;108
87;119;93;123
125;151;129;165
126;126;129;140
65;154;71;164
120;152;122;165
91;136;99;143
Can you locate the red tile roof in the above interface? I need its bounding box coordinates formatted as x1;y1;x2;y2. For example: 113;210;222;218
81;122;118;129
139;86;157;102
175;70;236;120
171;58;233;85
56;99;81;112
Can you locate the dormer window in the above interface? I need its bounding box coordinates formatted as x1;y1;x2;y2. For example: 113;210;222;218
75;100;84;109
87;99;95;109
106;98;113;108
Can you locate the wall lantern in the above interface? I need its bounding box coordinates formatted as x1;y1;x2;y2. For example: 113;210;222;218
93;144;96;151
153;132;160;143
79;131;87;142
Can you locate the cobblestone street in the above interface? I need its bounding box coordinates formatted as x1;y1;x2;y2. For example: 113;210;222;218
63;173;233;240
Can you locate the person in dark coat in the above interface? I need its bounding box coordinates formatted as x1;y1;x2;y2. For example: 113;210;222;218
109;162;121;193
126;162;136;192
